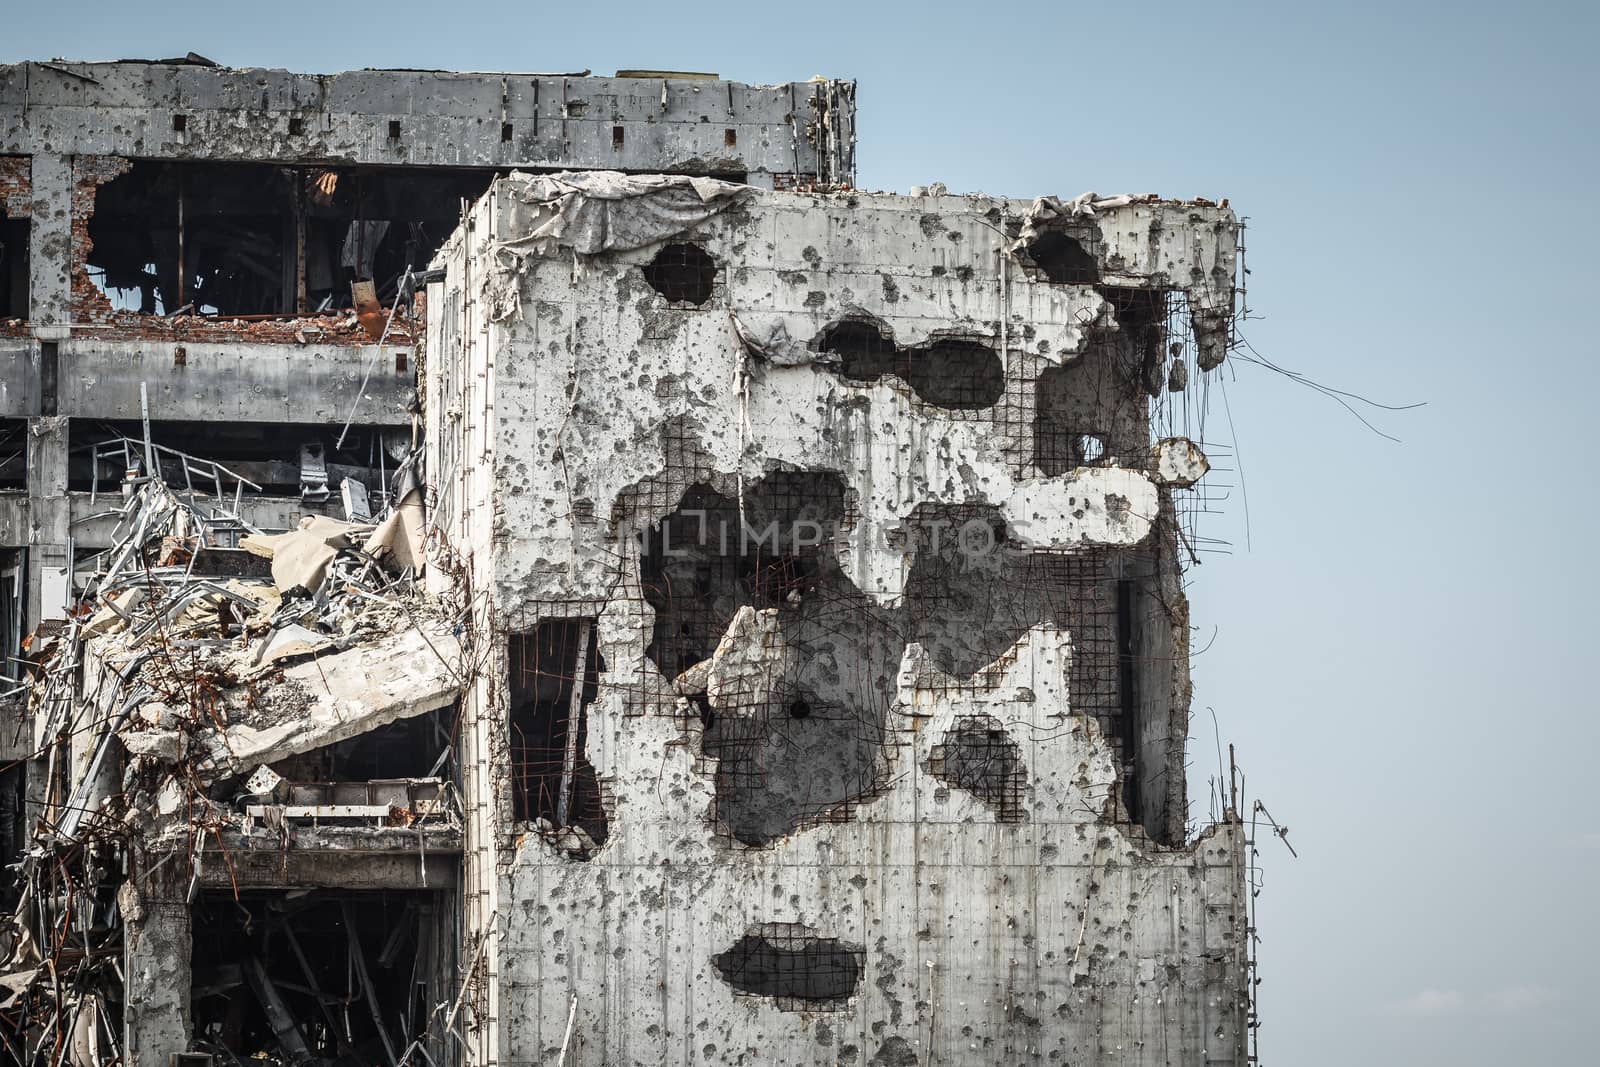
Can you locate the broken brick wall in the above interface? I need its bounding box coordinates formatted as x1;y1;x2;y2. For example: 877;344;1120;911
0;156;28;323
0;156;28;218
68;155;131;323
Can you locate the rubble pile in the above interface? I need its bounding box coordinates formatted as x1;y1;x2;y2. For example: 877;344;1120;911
0;443;466;1065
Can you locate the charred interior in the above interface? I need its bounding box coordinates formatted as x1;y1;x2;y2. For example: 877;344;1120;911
1034;342;1151;474
246;706;456;793
642;242;719;305
85;161;493;317
640;472;903;846
929;714;1027;822
190;890;455;1067
1023;225;1101;285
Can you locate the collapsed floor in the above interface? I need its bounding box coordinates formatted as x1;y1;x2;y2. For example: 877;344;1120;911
0;449;468;1065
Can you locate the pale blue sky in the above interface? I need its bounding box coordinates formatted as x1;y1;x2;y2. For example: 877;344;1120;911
8;1;1596;1061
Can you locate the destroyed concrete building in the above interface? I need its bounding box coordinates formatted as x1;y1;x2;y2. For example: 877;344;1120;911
0;54;1256;1067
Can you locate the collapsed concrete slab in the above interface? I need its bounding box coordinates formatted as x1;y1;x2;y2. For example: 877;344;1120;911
199;619;461;776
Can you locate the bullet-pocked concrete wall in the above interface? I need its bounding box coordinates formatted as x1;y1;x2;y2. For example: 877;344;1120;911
0;63;854;181
428;180;1249;1065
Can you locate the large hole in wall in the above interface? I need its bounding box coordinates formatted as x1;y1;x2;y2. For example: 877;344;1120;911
636;476;1179;842
901;505;1154;833
84;161;493;317
819;319;1004;410
507;619;609;855
642;242;718;306
639;472;901;846
929;714;1027;822
1033;343;1150;475
0;209;27;320
190;890;454;1066
0;419;25;491
67;420;407;502
711;924;864;1007
1023;228;1101;285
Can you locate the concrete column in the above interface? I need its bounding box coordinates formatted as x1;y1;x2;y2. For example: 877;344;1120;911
27;154;71;326
23;415;67;630
120;854;193;1066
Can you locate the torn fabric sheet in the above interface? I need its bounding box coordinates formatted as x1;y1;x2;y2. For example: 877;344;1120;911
730;312;830;367
498;171;750;258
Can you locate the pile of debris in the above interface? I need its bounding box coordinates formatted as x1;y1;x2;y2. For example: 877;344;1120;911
0;438;466;1065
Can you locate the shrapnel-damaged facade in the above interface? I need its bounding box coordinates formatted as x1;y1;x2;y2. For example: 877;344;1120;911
0;52;1256;1067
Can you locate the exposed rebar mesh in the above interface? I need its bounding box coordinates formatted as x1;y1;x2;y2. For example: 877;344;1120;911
1024;229;1100;284
929;714;1027;821
711;924;864;1006
819;319;1004;410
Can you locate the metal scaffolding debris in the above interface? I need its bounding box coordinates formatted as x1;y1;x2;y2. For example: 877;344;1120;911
0;441;468;1066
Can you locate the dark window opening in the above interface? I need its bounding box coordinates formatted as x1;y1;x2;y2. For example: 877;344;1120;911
191;890;454;1066
1025;229;1100;284
929;714;1026;822
172;114;187;133
0;762;24;911
821;319;898;380
1116;576;1140;820
711;926;864;1006
639;472;898;846
0;210;27;319
256;707;455;788
501;122;514;143
819;319;1004;410
612;125;625;148
222;708;456;826
902;505;1137;772
67;420;407;504
508;619;609;855
0;419;24;491
287;116;305;136
642;242;718;306
1100;285;1169;388
85;160;494;317
387;120;402;140
1032;345;1149;475
724;128;738;147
